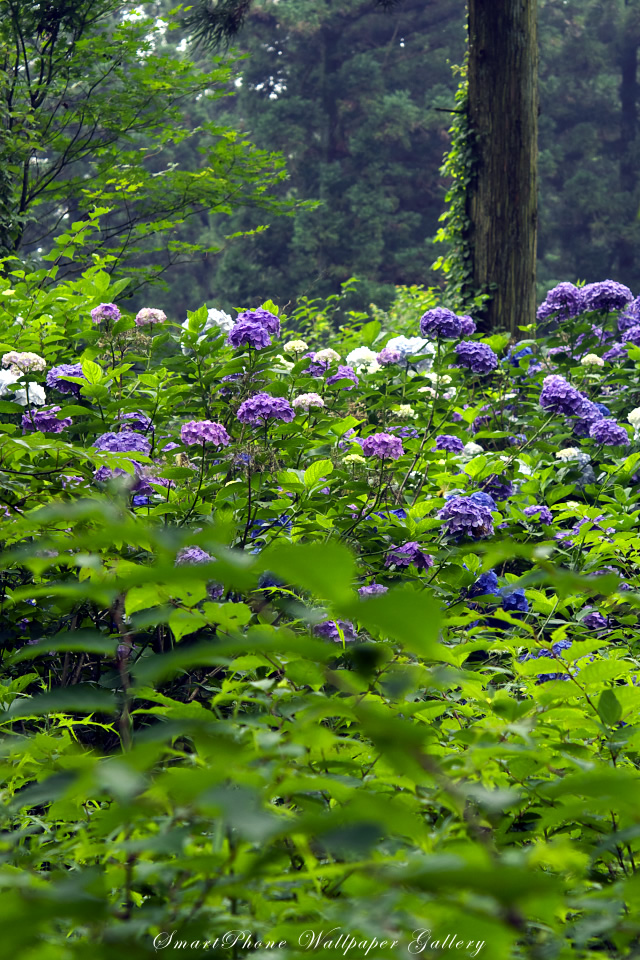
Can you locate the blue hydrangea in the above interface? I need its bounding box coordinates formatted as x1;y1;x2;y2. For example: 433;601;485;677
438;496;494;539
536;283;582;321
419;307;462;339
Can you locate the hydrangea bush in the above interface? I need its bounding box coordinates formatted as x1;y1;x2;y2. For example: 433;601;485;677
3;256;640;958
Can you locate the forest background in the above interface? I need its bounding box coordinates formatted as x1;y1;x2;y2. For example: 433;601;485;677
3;0;638;320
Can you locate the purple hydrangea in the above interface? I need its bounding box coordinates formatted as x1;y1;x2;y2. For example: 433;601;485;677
361;432;404;460
438;496;494;539
176;546;213;565
455;341;498;375
314;619;357;643
536;283;583;321
358;583;389;598
237;392;295;425
236;308;280;337
419;307;462;339
580;280;633;313
22;406;72;433
433;434;465;454
326;365;359;390
582;611;608;630
539;375;584;415
458;315;477;336
469;490;498;510
120;412;153;434
622;324;640;345
480;475;513;501
384;541;434;571
603;342;628;362
91;303;121;324
93;431;152;456
377;346;402;366
500;588;529;614
388;425;419;439
589;418;630;446
180;420;231;446
135;308;167;327
301;352;329;377
468;570;499;598
618;297;640;332
46;363;85;396
227;319;272;351
523;504;553;525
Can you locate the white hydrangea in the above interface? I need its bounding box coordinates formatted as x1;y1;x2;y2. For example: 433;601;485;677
2;351;46;374
314;348;341;364
0;368;21;396
181;308;234;354
580;353;604;367
462;441;484;457
628;407;640;431
283;339;308;355
393;404;417;419
14;382;46;406
273;355;294;372
343;453;365;465
346;346;381;373
417;386;436;397
423;372;452;386
292;393;325;411
385;335;434;359
555;447;590;463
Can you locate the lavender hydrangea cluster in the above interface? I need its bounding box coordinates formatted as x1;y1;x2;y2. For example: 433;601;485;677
358;583;388;597
361;433;404;460
433;434;464;454
539;375;584;415
180;420;231;446
480;475;513;501
227;319;272;351
120;412;153;434
46;363;85;396
523;504;553;524
438;496;495;539
377;346;402;365
314;620;357;643
237;393;295;425
580;280;633;313
22;406;72;433
239;308;280;336
588;418;630;446
176;546;213;565
93;431;152;456
536;282;583;321
419;307;461;339
326;365;359;390
618;297;640;332
455;341;498;375
384;542;433;571
91;303;121;324
458;315;477;336
468;570;499;598
622;325;640;345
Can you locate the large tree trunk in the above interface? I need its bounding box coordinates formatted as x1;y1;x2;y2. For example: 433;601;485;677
467;0;538;334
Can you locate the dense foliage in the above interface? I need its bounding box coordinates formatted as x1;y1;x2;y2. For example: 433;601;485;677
4;235;640;957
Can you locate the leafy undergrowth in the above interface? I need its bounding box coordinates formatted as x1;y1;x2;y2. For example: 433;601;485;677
2;248;640;958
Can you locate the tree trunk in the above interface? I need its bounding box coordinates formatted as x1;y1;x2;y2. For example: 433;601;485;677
467;0;538;334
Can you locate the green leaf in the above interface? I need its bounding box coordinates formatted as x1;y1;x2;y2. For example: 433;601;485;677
598;688;622;725
343;587;445;659
0;686;117;721
304;459;334;488
262;540;356;604
81;360;104;384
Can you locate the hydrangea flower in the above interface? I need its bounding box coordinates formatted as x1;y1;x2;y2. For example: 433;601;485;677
176;546;213;565
555;446;588;463
618;297;640;331
135;308;167;327
385;335;433;360
227;318;272;351
523;504;553;524
628;407;640;432
326;365;359;390
361;433;404;460
46;363;85;396
0;368;20;396
236;308;280;337
394;404;417;419
377;346;402;365
589;418;630;446
420;307;462;339
22;406;72;433
458;315;477;336
2;351;46;373
433;434;464;454
462;441;484;457
283;339;308;355
237;392;295;425
384;541;433;570
344;453;365;465
346;346;381;373
603;342;628;362
539;375;584;415
580;280;633;313
455;341;498;374
314;619;357;643
292;393;325;411
358;583;388;597
468;570;499;597
468;490;498;510
314;348;341;364
119;412;153;434
506;345;533;367
93;431;152;456
180;420;231;446
500;588;529;614
580;353;605;367
438;496;494;538
582;611;608;630
91;303;121;324
181;309;234;353
14;383;46;406
536;282;583;321
480;475;513;501
622;324;640;345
